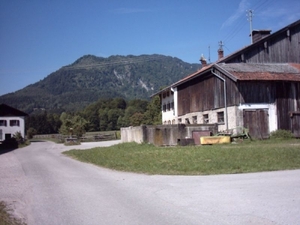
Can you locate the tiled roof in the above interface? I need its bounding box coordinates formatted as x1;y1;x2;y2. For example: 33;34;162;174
172;64;213;87
217;63;300;81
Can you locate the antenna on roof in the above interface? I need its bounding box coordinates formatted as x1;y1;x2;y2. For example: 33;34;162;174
247;9;254;44
208;45;211;63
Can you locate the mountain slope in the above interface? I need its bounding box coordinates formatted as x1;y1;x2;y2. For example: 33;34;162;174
0;54;200;113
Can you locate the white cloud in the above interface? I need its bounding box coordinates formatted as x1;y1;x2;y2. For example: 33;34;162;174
221;0;250;29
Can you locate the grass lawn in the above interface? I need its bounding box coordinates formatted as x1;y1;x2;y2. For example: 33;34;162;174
63;139;300;175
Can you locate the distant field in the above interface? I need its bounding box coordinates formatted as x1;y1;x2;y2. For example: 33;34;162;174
63;139;300;175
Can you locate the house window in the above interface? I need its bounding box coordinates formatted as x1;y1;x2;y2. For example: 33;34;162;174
203;114;209;124
162;104;166;112
170;102;174;110
217;112;224;123
10;120;20;126
167;102;170;111
192;116;197;124
178;118;182;124
0;129;2;140
0;120;7;126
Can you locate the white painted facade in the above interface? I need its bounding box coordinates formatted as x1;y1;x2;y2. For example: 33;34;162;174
0;116;26;141
161;88;177;124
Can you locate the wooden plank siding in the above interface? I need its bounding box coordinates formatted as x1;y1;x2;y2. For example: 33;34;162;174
237;81;276;104
225;21;300;64
177;71;239;116
276;82;300;131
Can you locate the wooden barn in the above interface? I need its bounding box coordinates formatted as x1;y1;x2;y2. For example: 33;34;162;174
156;19;300;139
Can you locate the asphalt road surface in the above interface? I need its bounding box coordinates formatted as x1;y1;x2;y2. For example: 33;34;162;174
0;141;299;225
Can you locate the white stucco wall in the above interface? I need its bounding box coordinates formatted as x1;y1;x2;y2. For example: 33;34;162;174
0;116;25;141
161;88;177;124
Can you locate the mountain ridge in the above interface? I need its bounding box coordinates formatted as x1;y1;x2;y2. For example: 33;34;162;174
0;54;200;114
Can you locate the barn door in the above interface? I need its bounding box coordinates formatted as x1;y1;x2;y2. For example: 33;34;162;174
291;112;300;138
243;109;269;139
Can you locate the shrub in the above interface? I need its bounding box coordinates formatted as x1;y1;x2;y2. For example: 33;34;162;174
270;129;294;139
13;132;24;144
27;127;37;139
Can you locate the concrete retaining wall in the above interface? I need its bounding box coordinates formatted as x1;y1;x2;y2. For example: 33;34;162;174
121;124;218;146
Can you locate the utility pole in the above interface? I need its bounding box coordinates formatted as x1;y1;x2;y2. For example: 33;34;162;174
247;9;254;44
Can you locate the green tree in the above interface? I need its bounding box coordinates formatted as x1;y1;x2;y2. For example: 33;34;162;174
59;113;88;137
27;127;37;139
143;96;162;125
130;112;145;126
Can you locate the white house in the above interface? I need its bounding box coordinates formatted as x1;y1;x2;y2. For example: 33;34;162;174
0;104;28;142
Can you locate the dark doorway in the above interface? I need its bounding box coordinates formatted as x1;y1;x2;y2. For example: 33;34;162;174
5;133;11;140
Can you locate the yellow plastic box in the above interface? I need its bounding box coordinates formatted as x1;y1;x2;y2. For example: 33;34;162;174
200;136;231;145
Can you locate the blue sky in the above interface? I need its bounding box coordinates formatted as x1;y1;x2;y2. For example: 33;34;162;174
0;0;299;96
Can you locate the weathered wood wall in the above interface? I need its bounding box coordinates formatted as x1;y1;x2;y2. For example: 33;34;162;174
226;21;300;63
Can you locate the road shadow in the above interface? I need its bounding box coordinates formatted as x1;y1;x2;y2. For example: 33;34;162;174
0;144;18;155
29;140;45;143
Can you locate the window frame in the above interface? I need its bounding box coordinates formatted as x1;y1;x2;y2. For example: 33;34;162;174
9;120;20;127
217;111;225;124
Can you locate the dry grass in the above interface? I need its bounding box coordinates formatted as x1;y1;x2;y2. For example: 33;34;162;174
0;202;25;225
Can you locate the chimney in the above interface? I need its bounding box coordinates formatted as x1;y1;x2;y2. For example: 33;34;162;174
251;30;271;43
200;54;207;66
218;41;224;60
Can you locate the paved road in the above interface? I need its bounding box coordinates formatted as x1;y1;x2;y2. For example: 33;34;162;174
0;141;299;225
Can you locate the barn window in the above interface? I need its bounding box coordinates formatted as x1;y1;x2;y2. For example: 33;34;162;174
0;120;7;126
203;114;209;124
217;112;224;123
10;120;20;126
192;116;197;124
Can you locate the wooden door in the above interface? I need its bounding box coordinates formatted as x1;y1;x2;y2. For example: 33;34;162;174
243;109;269;139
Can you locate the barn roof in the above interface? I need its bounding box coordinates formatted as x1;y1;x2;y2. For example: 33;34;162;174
0;104;28;117
217;63;300;81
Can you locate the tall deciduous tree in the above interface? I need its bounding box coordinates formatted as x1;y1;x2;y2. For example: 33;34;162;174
59;113;88;137
143;96;162;125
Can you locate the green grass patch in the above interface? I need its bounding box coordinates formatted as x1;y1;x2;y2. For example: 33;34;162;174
63;139;300;175
0;201;25;225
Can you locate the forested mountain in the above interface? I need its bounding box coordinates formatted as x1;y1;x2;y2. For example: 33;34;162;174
0;54;200;114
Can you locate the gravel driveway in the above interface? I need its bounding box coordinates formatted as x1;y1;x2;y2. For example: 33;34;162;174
1;141;299;225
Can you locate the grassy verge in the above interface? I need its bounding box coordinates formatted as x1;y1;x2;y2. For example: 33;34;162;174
0;202;25;225
63;139;300;175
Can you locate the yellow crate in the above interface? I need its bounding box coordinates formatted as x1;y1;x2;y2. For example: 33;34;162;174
200;136;231;145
